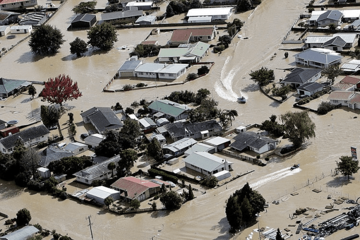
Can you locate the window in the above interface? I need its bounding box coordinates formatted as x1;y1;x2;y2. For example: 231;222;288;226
333;100;339;103
208;36;211;39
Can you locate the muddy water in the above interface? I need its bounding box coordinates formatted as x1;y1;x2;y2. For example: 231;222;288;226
1;0;360;239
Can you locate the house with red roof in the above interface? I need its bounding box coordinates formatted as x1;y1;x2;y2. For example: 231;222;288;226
327;91;355;106
0;0;37;11
169;27;216;46
340;76;360;88
332;76;360;91
349;92;360;109
110;176;162;202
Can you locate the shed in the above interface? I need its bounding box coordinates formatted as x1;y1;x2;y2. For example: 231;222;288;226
86;186;120;205
64;142;88;155
202;136;231;152
0;125;19;137
188;16;212;23
135;15;156;25
54;174;67;183
37;167;51;179
118;56;142;77
0;25;10;36
0;226;39;240
235;126;246;133
184;142;216;156
10;25;32;34
213;170;231;181
84;134;105;148
71;14;96;29
167;157;179;165
156;117;169;126
127;1;153;10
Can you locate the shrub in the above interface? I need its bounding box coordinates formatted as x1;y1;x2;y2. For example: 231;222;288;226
113;102;123;110
27;180;44;191
213;45;225;53
200;176;218;188
198;66;209;76
92;179;106;186
131;101;139;108
297;97;312;105
136;83;146;87
16;208;31;226
148;168;178;183
37;141;48;149
187;73;198;80
317;101;335;115
34;223;43;232
123;84;133;91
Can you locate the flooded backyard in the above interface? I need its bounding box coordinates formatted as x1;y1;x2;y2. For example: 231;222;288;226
2;0;360;239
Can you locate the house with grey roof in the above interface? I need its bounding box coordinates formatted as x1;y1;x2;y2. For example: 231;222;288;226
294;49;342;69
148;99;190;120
146;132;166;145
101;9;143;22
317;10;343;27
304;36;333;49
230;131;278;154
162;137;197;157
158;42;210;63
202;136;230;152
184;151;233;176
160;120;222;141
281;68;322;88
333;33;358;48
73;155;121;185
341;59;360;73
0;225;39;240
81;107;123;134
297;82;324;97
118;56;142;78
64;142;88;155
322;36;347;51
39;144;73;167
135;14;156;25
0;77;32;98
0;124;50;154
134;63;188;80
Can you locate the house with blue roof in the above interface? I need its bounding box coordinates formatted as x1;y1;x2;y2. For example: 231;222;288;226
118;56;142;77
294;49;342;69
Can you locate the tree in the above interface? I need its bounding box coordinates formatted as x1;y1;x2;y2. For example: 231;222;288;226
87;22;118;51
249;67;275;86
21;148;40;177
68;113;74;123
28;85;36;98
70;37;87;57
151;202;157;210
120;119;141;140
117;149;137;177
15;171;31;187
225;183;265;232
322;64;341;85
166;4;175;17
125;107;134;114
336;156;359;180
237;0;253;12
108;162;116;177
72;1;96;14
280;111;316;148
276;228;284;240
147;138;163;161
29;25;65;55
104;196;114;209
41;105;63;137
198;66;209;76
130;199;140;209
40;74;82;106
16;208;31;226
188;184;194;200
95;131;121;157
160;191;183;210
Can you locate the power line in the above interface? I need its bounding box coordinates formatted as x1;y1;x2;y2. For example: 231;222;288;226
87;215;94;240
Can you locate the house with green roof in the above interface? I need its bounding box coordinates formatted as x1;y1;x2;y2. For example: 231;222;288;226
148;99;190;120
0;77;32;99
158;42;210;63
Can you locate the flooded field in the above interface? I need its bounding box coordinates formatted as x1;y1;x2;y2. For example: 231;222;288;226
2;0;360;239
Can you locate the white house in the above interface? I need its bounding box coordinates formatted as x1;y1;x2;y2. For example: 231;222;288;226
0;25;10;36
86;186;120;205
163;138;197;157
348;92;360;109
327;91;355;106
0;0;37;10
10;25;32;34
73;155;121;185
341;60;360;73
0;124;49;154
202;136;230;152
169;27;216;46
118;56;142;77
294;48;342;69
184;152;233;176
184;143;216;156
84;134;105;148
134;63;188;80
186;7;233;21
341;9;360;22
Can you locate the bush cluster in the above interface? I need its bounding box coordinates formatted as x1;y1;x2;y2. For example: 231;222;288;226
148;168;178;183
200;176;218;188
317;102;338;115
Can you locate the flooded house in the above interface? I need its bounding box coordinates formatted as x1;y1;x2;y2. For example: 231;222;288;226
134;63;188;80
101;9;143;23
162;137;197;157
81;107;123;134
0;10;20;25
230;131;278;154
0;0;37;11
158;42;210;63
0;124;49;154
0;77;32;98
294;49;342;69
280;68;322;88
70;14;96;29
86;186;120;205
168;27;216;46
186;7;233;21
148;99;190;120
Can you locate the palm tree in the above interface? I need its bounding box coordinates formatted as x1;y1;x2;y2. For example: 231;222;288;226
227;110;238;126
108;162;116;177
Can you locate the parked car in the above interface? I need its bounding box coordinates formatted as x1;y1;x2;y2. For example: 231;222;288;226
80;133;89;139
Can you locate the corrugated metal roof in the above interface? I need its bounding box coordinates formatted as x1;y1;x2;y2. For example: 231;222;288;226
187;7;232;17
184;152;232;172
203;136;230;146
111;176;160;199
295;49;342;65
159;64;188;74
0;226;39;240
119;59;142;72
101;10;143;21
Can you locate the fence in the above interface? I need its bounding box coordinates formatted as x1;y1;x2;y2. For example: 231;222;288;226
114;21;227;29
269;169;357;203
221;149;266;166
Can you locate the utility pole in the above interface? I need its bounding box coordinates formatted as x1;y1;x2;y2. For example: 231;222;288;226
87;215;94;240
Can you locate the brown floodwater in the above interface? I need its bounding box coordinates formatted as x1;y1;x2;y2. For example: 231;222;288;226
2;0;360;239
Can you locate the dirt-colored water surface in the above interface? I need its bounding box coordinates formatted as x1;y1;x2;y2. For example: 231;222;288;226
2;0;360;239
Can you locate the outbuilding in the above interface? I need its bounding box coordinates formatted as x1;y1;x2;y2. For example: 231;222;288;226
37;167;51;179
118;56;142;77
71;14;96;29
186;7;233;21
184;152;233;176
127;2;153;11
84;134;105;148
10;25;32;34
202;136;230;152
0;25;10;36
135;15;156;25
64;142;88;155
213;170;231;181
86;186;120;205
